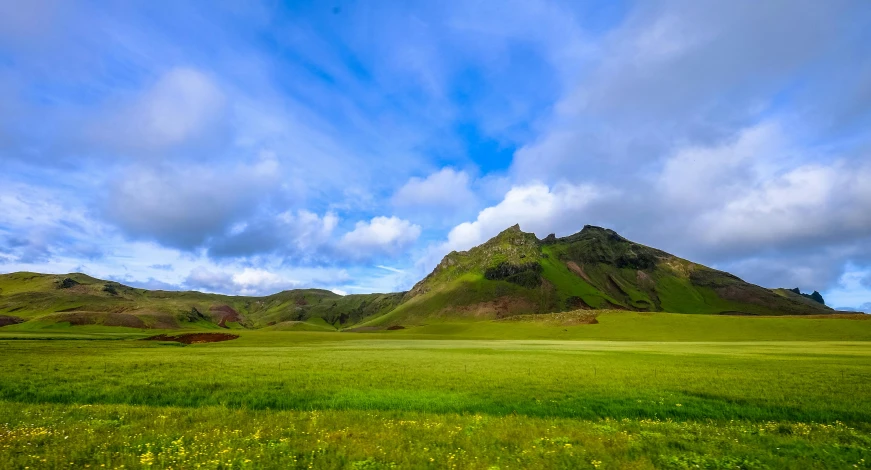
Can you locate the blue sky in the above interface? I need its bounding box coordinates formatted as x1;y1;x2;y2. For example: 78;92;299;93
1;0;870;310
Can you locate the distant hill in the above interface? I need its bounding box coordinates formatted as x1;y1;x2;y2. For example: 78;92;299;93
0;224;839;331
0;272;402;331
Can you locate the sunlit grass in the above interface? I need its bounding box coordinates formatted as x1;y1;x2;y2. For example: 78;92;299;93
1;325;870;468
2;402;869;469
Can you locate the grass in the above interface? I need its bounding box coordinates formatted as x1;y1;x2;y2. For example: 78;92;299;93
1;314;871;468
380;310;871;341
2;402;869;469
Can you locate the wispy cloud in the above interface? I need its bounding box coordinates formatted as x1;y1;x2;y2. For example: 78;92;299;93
376;265;405;274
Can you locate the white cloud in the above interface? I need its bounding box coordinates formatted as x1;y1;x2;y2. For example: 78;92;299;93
510;1;850;183
823;266;871;310
698;165;834;246
376;265;405;274
105;155;280;249
648;122;871;253
657;123;786;209
94;67;227;152
0;182;109;263
339;216;421;257
232;268;300;296
443;182;602;252
392;167;476;210
140;68;225;147
281;210;339;250
185;267;300;296
207;209;339;260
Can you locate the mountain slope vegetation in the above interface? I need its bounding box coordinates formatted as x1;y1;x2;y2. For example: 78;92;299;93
363;225;834;326
0;224;838;331
0;272;403;331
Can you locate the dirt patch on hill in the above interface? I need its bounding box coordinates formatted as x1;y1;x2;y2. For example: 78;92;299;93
0;315;25;327
47;312;149;328
565;261;593;283
498;310;599;326
636;270;655;289
453;296;537;319
143;333;239;344
41;311;179;329
209;305;242;328
134;311;182;329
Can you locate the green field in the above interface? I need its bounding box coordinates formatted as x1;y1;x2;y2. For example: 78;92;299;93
1;312;870;468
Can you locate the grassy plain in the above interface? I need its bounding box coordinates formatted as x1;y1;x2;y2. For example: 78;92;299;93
1;313;870;468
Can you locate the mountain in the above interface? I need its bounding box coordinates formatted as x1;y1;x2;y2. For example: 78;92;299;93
0;224;836;331
361;224;833;326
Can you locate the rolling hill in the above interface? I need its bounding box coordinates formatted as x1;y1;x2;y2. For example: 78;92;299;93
0;224;839;331
0;272;403;331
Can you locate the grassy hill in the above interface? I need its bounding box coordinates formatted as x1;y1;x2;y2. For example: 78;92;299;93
0;224;844;331
362;225;835;326
0;272;403;331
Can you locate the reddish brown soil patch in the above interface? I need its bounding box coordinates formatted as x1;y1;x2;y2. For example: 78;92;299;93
636;270;654;288
49;312;149;328
143;333;239;344
565;261;592;283
453;295;537;319
386;325;405;330
0;315;24;327
715;285;774;307
44;311;179;329
209;305;242;328
140;312;181;329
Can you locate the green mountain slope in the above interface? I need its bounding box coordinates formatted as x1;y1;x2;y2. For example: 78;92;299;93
363;225;834;326
0;272;403;330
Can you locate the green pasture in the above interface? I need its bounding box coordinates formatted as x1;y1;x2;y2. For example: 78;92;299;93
1;313;870;468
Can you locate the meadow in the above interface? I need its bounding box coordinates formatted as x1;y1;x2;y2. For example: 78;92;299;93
1;312;870;468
